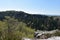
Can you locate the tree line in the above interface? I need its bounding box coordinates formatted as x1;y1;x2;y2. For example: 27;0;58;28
0;11;60;31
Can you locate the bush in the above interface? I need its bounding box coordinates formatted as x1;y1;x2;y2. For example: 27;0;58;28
53;30;60;36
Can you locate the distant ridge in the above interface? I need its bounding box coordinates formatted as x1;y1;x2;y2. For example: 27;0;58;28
0;10;60;31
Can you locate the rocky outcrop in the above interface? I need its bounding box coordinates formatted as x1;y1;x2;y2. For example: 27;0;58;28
34;29;60;39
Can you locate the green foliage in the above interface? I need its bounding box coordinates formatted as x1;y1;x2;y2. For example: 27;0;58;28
0;11;60;31
0;11;60;40
0;16;35;40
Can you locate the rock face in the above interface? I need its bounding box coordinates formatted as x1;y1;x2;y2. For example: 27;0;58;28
22;30;60;40
22;37;60;40
34;32;51;39
39;34;48;39
34;30;60;39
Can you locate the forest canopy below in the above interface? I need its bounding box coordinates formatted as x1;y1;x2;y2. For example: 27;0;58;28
0;11;60;31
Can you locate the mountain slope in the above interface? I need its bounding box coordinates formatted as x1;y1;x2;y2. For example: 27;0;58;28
0;11;60;31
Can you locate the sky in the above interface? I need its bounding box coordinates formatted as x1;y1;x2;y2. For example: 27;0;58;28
0;0;60;15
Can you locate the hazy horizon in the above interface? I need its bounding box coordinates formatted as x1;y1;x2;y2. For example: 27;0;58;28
0;0;60;15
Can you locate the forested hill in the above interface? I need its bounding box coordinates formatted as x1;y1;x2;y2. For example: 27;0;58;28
0;11;60;31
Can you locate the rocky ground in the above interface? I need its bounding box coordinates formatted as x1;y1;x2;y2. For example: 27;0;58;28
23;29;60;40
23;36;60;40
